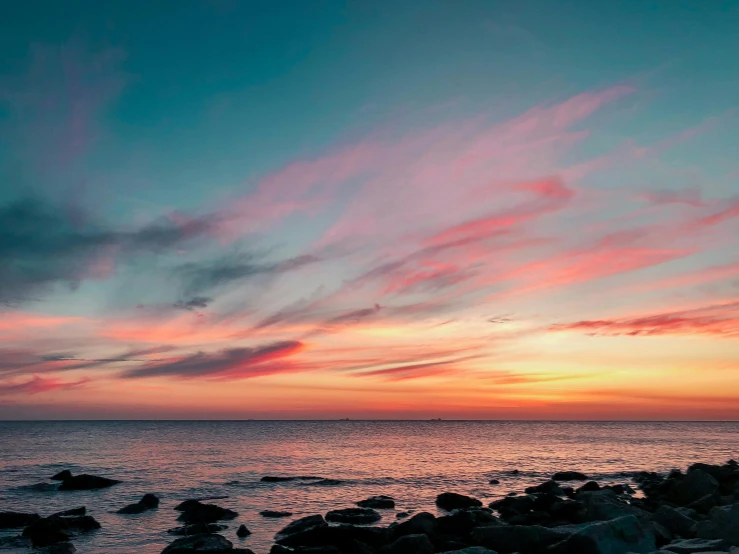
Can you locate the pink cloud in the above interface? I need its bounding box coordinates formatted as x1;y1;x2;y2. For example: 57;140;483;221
0;375;90;395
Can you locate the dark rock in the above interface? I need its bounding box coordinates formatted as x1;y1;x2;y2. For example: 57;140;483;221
578;481;601;493
237;524;251;538
140;493;160;508
54;515;101;533
489;494;534;516
652;520;673;546
177;501;238;524
44;543;77;554
547;515;655;554
435;510;476;535
436;492;482;511
22;519;70;547
552;471;589;481
390;512;435;538
57;474;121;491
261;476;323;483
661;537;729;553
51;470;73;481
161;533;235;553
652;505;698;537
276;523;389;550
438;549;499;554
50;507;86;518
277;515;327;538
686;493;717;514
357;495;395;509
463;507;499;525
0;511;40;529
305;479;342;486
117;494;160;514
174;497;229;510
261;510;293;518
20;482;59;491
579;490;648;521
694;503;739;545
508;469;520;475
325;508;381;525
668;470;719;507
472;523;570;553
525;481;564;496
168;524;227;535
548;499;586;523
396;512;409;519
489;479;500;485
381;533;433;554
270;547;294;554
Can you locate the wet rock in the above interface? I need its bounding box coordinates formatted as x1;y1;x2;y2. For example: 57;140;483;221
0;511;40;529
357;495;395;509
547;515;655;554
580;490;648;521
435;510;476;535
175;497;229;510
276;515;327;538
552;471;589;481
436;492;482;511
261;476;323;483
51;470;73;481
20;482;59;491
508;469;520;475
325;507;381;525
161;533;236;553
525;481;564;496
237;524;251;538
668;470;720;507
305;479;342;486
472;523;569;553
652;520;673;546
390;512;435;538
117;493;160;514
380;533;434;554
57;474;121;491
168;524;227;535
661;537;729;553
44;543;77;554
177;501;238;524
50;508;86;518
578;481;601;493
276;523;389;550
489;494;534;517
22;519;70;547
489;479;500;485
695;503;739;545
652;505;698;537
261;510;293;518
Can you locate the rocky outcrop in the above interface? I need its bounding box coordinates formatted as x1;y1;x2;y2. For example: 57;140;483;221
472;523;570;553
168;523;227;535
117;494;160;514
552;471;589;481
22;514;101;547
436;492;482;511
357;495;395;509
161;533;254;553
176;501;238;524
0;511;40;529
325;507;382;524
51;470;73;481
380;533;434;554
260;476;322;483
547;515;655;554
57;473;121;491
236;524;251;537
276;515;327;538
695;503;739;546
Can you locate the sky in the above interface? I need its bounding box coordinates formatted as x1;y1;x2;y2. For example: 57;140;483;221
0;0;738;420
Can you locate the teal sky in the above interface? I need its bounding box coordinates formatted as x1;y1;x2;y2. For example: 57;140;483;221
0;1;738;419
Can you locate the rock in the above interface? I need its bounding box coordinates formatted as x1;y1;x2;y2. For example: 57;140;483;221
177;501;238;524
0;511;40;528
695;503;739;545
175;497;229;510
261;476;323;482
686;494;717;514
579;481;602;493
547;515;656;554
44;543;77;554
51;470;73;481
669;470;720;507
50;507;86;518
270;547;293;554
440;546;498;554
161;533;235;553
472;524;570;553
381;533;434;554
652;521;673;546
276;523;389;550
325;507;381;524
305;479;342;486
508;470;520;475
57;474;121;490
54;515;101;533
661;537;729;553
168;524;228;535
490;479;500;485
652;505;698;537
525;481;564;495
277;515;327;537
396;512;409;519
436;510;476;535
261;510;293;518
20;482;60;491
390;512;435;538
552;471;589;481
436;492;482;511
237;524;251;538
580;490;648;521
118;493;160;514
22;519;70;547
357;495;395;509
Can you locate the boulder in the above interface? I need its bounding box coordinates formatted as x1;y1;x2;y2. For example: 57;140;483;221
580;490;648;521
237;525;251;538
118;493;160;514
390;512;435;538
261;476;322;483
277;515;327;537
661;537;729;553
50;508;86;518
168;524;227;535
161;533;236;553
44;543;77;554
57;474;121;491
177;501;238;524
276;523;389;549
547;515;655;554
51;470;73;481
652;505;698;537
669;470;719;507
525;481;564;496
325;508;381;525
305;479;342;487
552;471;589;481
489;480;500;485
436;492;482;511
357;495;395;509
260;511;293;518
695;503;739;545
579;482;602;493
396;512;410;519
175;498;230;511
472;524;570;553
22;519;70;547
490;494;535;516
381;533;434;554
0;511;40;529
435;510;476;535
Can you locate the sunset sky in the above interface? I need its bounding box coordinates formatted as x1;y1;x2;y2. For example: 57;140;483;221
1;0;738;419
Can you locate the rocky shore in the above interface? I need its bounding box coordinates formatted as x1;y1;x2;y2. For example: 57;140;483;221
2;460;739;554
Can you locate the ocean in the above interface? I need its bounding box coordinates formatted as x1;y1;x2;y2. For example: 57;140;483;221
1;420;738;553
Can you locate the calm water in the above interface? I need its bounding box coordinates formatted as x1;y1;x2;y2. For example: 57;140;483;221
1;421;738;553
